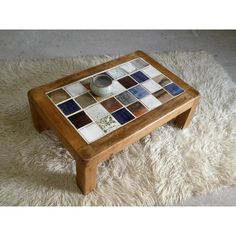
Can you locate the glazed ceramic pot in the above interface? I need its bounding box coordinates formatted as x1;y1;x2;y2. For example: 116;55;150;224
90;74;113;97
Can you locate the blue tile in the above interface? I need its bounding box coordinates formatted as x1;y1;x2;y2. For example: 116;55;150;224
130;71;149;83
58;99;80;115
164;83;184;96
129;85;149;99
112;108;135;125
115;91;137;106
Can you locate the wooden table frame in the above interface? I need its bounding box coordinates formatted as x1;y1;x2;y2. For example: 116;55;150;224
28;51;200;194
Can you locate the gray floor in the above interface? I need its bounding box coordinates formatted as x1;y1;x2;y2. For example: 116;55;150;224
0;30;235;205
0;30;236;83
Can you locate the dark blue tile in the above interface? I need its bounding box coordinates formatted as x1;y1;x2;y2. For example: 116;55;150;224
130;71;149;83
112;108;135;125
58;99;80;115
129;85;149;99
164;83;184;96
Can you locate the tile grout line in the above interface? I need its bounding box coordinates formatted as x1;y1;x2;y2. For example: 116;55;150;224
46;57;185;144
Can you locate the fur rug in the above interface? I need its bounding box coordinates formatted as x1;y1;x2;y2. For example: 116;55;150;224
0;51;235;206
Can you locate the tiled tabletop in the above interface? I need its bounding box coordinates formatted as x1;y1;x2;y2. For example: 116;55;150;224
47;58;184;143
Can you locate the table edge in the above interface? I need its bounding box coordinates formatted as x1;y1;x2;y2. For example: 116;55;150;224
28;50;200;163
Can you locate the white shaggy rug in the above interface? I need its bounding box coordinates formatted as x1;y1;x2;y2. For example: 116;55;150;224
0;51;235;206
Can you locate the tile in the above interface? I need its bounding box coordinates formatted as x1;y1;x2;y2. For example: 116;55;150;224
107;67;127;79
152;74;166;83
153;89;173;103
120;62;137;73
112;80;126;95
127;101;148;117
96;115;120;134
164;83;184;96
129;85;149;99
101;97;123;113
142;65;162;78
131;71;150;83
153;74;172;87
131;58;149;69
85;103;109;121
64;81;88;97
140;95;162;110
118;76;137;88
112;108;135;125
78;123;104;143
80;77;93;90
141;79;163;93
115;91;137;106
58;99;80;116
48;89;70;104
74;92;97;108
68;111;92;129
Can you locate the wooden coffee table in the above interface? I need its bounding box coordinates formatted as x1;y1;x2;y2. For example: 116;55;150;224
28;51;200;194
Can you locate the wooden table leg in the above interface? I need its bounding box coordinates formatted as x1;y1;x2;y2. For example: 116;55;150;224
174;97;200;129
76;159;97;194
28;98;49;132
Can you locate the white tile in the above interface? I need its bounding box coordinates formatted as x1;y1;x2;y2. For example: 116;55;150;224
112;80;126;95
141;95;162;110
78;123;104;143
85;103;109;121
107;67;127;79
97;115;120;134
131;58;149;69
142;65;162;78
120;62;137;73
64;81;88;97
142;79;163;93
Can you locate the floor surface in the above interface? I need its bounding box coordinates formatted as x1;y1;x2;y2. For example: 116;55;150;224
0;30;235;206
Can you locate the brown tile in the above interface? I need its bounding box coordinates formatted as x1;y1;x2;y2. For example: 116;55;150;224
118;76;137;88
127;101;148;117
48;89;70;104
153;75;172;87
153;89;173;103
101;97;122;113
68;111;92;129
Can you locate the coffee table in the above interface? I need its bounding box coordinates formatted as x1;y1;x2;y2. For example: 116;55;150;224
28;51;200;194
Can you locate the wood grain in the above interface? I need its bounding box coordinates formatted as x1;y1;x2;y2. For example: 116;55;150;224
28;50;200;194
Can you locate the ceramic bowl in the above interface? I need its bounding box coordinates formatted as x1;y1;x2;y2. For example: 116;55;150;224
90;74;113;97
